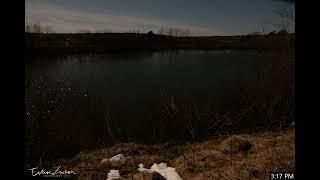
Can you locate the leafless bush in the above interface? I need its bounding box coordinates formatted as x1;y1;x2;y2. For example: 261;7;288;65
159;93;199;140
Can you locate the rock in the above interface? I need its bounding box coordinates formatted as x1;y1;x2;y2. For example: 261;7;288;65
219;135;252;154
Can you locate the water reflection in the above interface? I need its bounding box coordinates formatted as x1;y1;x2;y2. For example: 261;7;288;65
25;50;263;162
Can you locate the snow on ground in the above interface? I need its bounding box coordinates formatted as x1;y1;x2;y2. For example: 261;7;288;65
138;163;153;173
138;162;182;180
101;158;108;163
101;154;129;163
100;154;182;179
109;154;129;162
107;169;121;180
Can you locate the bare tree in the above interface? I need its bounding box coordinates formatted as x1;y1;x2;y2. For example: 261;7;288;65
179;28;192;37
25;24;32;33
157;26;166;35
157;27;192;37
273;1;295;57
43;25;55;33
273;3;295;32
25;22;55;33
103;29;113;33
95;28;113;33
32;22;41;33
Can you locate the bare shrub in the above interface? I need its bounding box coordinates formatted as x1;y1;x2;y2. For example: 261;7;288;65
159;93;199;140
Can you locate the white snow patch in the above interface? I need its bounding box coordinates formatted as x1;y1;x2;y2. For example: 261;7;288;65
101;158;108;163
138;163;182;180
151;163;182;180
138;163;153;173
107;169;121;180
101;154;129;163
109;154;128;162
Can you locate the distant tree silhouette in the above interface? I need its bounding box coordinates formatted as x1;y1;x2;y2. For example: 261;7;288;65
147;31;155;38
278;29;288;35
128;29;142;34
95;28;113;33
25;22;55;33
157;27;192;37
31;22;41;33
268;31;277;35
273;4;295;32
247;32;262;36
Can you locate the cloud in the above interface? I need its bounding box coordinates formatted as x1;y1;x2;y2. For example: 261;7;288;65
25;2;221;35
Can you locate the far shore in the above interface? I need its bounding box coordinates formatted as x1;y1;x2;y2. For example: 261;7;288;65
25;32;295;55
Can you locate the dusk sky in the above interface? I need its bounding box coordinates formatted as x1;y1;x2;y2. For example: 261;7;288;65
25;0;295;35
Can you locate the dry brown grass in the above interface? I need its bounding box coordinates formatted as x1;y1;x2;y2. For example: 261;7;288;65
173;127;294;179
51;127;294;179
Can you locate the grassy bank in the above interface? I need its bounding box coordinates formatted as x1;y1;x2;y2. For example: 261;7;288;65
47;126;294;179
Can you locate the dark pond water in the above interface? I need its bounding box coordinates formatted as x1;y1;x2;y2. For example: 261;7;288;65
25;50;264;161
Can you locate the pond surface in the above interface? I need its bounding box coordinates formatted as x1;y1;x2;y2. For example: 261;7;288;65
25;50;264;161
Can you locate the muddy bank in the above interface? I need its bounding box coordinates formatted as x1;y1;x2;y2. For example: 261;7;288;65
46;126;294;179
